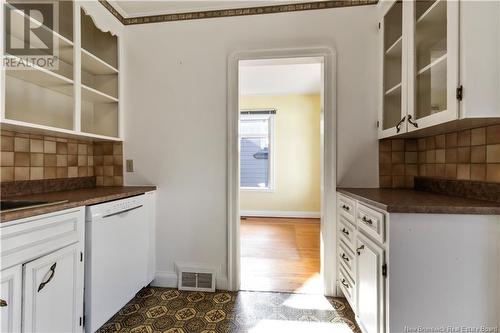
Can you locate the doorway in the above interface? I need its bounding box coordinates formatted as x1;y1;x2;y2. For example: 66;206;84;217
227;48;337;296
238;58;323;293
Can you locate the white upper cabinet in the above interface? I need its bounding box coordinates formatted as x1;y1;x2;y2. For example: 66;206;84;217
80;8;119;139
406;0;459;133
1;0;122;141
378;0;500;138
379;0;406;138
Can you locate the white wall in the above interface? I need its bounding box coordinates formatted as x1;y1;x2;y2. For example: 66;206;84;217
122;5;379;287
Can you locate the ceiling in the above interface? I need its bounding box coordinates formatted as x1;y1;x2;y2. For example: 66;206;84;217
110;0;323;17
239;59;322;96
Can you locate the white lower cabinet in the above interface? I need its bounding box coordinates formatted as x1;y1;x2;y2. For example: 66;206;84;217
356;232;384;333
337;192;500;333
23;243;83;333
0;207;85;333
0;265;22;333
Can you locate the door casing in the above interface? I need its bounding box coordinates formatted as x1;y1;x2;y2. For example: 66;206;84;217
227;47;338;296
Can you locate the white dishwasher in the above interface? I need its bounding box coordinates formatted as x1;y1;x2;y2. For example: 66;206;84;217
85;195;149;333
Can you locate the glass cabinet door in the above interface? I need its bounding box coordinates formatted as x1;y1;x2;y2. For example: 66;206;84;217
380;0;405;137
408;0;459;131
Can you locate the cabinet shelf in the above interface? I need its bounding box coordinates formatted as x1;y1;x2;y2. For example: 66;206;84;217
81;84;118;103
385;36;402;56
417;53;447;76
416;0;445;25
81;48;118;75
385;82;402;96
5;56;74;97
1;119;122;142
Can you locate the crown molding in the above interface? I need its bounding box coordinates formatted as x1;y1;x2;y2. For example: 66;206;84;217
99;0;378;25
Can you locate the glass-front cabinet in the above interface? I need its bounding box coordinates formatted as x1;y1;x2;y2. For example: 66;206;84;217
407;0;459;133
379;0;405;138
379;0;459;138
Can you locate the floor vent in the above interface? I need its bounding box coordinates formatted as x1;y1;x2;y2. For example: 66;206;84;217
177;265;216;292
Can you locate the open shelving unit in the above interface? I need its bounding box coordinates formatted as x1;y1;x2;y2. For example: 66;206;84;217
80;9;119;138
1;1;121;141
4;0;75;131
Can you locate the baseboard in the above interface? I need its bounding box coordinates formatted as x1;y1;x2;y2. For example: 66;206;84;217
240;210;321;218
152;271;177;288
152;271;228;291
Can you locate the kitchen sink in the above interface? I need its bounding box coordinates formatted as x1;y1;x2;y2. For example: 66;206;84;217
1;200;69;213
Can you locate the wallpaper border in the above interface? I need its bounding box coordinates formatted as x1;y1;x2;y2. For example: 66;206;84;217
99;0;378;25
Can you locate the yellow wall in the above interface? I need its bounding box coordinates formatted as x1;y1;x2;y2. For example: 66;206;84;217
240;94;321;213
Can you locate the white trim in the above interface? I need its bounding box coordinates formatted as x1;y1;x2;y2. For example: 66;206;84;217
240;187;275;193
239;112;276;191
152;271;178;288
241;210;321;218
152;271;228;291
227;47;337;296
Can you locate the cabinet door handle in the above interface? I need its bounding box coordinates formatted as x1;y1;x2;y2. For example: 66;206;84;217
396;116;406;133
341;253;349;262
407;114;418;128
357;245;365;256
341;228;349;236
362;216;373;225
0;299;7;307
341;279;349;288
38;263;57;292
341;204;350;211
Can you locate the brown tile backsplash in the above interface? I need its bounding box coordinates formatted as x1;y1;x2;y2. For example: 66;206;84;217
379;124;500;188
94;142;123;187
0;130;123;186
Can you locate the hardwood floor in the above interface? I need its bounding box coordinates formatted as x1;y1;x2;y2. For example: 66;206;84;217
240;217;321;294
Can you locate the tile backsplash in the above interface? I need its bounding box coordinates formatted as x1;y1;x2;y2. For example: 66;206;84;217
379;124;500;188
94;141;124;186
1;129;123;186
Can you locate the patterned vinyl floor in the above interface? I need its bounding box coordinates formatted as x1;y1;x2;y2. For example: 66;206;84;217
97;287;361;333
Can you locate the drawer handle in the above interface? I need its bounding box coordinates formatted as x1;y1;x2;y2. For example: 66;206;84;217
356;245;365;256
102;205;143;218
341;228;350;236
38;263;56;292
341;253;349;262
0;299;6;307
341;204;350;211
341;279;349;288
362;216;373;225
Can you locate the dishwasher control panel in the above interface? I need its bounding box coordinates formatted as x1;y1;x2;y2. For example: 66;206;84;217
87;195;145;220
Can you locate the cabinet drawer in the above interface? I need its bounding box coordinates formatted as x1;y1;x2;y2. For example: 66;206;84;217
339;241;355;280
338;194;355;224
338;215;356;251
1;208;84;270
357;203;385;244
338;265;355;310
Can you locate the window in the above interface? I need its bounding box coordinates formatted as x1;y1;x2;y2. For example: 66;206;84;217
240;112;275;191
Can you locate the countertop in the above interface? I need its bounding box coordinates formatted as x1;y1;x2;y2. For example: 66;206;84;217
1;186;157;223
337;188;500;215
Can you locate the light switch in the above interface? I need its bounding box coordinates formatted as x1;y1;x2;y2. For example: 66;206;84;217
126;159;134;172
